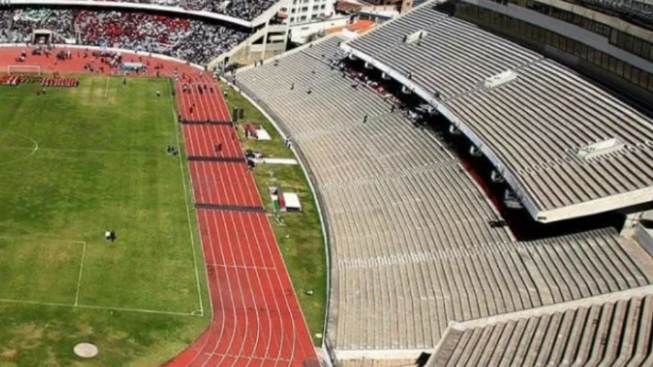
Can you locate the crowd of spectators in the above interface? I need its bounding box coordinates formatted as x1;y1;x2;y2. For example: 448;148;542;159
2;0;279;21
173;0;279;21
0;8;249;64
567;0;653;30
202;0;279;21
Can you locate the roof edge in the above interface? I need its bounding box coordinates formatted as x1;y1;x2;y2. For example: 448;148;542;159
341;39;653;224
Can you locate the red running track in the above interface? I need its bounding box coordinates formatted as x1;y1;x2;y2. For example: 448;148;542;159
189;161;262;208
170;76;317;367
184;124;241;158
169;60;317;367
0;47;198;75
0;48;317;367
176;74;230;123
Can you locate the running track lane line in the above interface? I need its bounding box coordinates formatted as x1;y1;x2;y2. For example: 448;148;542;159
204;83;314;367
181;87;304;366
164;79;316;367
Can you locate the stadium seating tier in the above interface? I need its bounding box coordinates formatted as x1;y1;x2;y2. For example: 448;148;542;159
233;35;653;355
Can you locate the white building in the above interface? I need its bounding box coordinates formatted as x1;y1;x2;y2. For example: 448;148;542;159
279;0;336;24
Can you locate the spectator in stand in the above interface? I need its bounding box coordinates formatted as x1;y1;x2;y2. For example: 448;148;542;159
0;8;248;65
2;0;278;21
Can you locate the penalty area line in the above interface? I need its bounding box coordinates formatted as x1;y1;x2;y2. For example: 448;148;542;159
74;241;87;306
0;235;84;245
0;236;204;317
0;297;203;317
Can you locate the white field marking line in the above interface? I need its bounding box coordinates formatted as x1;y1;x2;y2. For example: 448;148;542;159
75;303;198;316
22;146;162;157
232;212;265;367
0;297;200;317
168;78;205;317
251;213;289;363
218;158;238;206
74;240;87;306
203;209;238;367
202;352;292;362
253;207;299;363
104;77;110;97
0;235;84;244
0;236;199;317
241;214;274;361
217;93;277;364
189;211;224;366
0;133;39;166
194;76;211;122
227;83;319;352
1;236;92;307
0;146;162;157
224;211;257;367
0;146;38;151
204;77;225;122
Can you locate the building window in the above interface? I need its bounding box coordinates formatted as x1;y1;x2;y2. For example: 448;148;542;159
616;59;624;76
632;68;641;84
639;70;649;88
457;4;653;92
623;63;632;80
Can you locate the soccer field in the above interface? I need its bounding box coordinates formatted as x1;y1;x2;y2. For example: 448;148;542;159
0;76;210;367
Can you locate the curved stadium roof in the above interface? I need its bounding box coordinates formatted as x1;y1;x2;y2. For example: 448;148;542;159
343;2;653;223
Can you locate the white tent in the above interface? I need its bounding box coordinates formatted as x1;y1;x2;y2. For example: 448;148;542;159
283;193;301;211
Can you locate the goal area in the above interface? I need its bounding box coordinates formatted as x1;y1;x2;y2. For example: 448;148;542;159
7;65;42;75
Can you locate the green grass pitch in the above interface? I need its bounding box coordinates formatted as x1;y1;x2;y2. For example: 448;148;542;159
0;76;210;367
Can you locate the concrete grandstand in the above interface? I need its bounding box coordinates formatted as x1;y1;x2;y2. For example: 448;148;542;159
428;286;653;366
3;0;653;364
343;3;653;223
229;1;653;365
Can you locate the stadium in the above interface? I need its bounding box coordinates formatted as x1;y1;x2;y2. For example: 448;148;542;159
1;0;653;365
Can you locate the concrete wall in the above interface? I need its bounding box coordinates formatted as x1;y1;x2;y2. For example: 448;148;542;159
457;0;653;104
635;224;653;258
208;24;288;69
